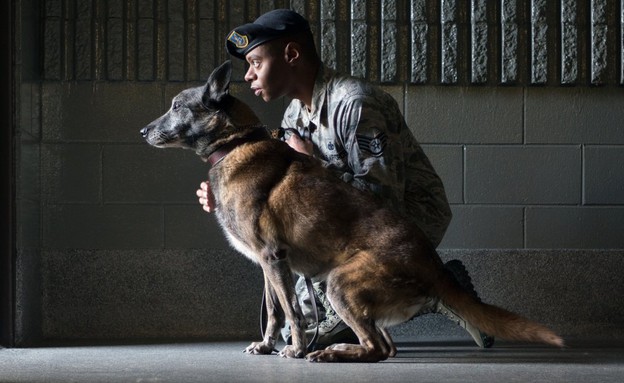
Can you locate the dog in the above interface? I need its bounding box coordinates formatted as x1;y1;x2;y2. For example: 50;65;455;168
140;61;564;362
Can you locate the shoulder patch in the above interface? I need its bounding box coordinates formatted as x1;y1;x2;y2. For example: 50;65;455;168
356;132;387;157
227;31;248;49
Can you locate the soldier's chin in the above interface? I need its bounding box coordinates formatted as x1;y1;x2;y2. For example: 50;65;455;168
260;92;277;102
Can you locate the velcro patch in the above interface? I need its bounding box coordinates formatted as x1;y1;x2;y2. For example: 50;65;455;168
228;31;248;49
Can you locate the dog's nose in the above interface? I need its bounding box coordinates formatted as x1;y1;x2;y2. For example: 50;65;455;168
140;127;149;138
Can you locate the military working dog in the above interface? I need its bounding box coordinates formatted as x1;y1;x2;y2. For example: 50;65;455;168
140;61;564;362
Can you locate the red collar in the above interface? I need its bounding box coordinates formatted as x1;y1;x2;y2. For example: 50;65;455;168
206;127;269;166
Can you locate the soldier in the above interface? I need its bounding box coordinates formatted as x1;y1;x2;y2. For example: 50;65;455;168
197;8;493;349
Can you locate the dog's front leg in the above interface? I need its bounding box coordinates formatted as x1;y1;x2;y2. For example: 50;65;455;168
244;272;285;355
245;249;307;358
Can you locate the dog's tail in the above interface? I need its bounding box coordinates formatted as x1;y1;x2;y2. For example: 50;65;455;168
436;274;565;348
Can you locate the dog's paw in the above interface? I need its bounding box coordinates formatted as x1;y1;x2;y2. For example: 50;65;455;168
277;345;305;359
243;341;275;355
305;350;339;363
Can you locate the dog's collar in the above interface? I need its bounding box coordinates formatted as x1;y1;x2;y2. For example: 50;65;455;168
206;126;269;166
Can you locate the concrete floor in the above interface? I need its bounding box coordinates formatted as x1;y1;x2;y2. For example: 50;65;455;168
1;340;623;383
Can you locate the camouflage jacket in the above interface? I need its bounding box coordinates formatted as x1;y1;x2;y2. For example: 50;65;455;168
281;64;452;247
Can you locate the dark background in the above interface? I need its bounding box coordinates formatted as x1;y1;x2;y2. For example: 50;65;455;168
4;0;624;347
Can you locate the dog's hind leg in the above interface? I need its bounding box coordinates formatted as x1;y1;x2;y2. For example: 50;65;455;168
305;307;393;362
306;258;395;362
315;325;397;359
379;327;398;357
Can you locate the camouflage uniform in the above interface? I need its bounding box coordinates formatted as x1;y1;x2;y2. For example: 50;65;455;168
279;64;454;346
281;64;452;246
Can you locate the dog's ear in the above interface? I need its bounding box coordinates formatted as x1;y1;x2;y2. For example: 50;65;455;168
204;60;232;104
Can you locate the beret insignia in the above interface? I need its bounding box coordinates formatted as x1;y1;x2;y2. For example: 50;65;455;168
227;31;248;49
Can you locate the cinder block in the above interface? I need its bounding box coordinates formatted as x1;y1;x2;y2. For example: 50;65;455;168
137;18;155;81
438;205;524;249
526;207;624;249
405;86;523;144
43;204;164;249
103;145;208;203
167;5;185;81
584;146;624;205
19;83;35;138
421;145;463;204
198;0;215;19
198;19;216;79
43;18;61;80
98;83;165;139
526;87;624;144
42;143;101;203
107;0;123;18
42;82;164;142
380;85;404;115
465;146;581;204
137;0;153;17
17;201;41;250
165;205;231;249
75;17;93;80
164;82;199;107
18;141;41;201
106;18;123;80
45;0;62;17
40;83;64;140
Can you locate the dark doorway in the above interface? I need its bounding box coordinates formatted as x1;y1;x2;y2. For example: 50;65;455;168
1;0;15;347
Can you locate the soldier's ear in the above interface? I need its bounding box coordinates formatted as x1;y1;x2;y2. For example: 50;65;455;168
284;42;301;65
204;60;232;104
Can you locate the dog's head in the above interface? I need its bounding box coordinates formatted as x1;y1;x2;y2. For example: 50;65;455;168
140;60;261;157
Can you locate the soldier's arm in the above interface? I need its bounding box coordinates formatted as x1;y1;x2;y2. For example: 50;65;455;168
335;98;406;212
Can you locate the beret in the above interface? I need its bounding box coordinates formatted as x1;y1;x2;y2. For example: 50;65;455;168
226;9;310;60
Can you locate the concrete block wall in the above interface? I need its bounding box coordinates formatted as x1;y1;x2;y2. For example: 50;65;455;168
11;0;624;345
411;86;624;249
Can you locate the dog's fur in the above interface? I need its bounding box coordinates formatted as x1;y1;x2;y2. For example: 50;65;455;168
141;61;564;362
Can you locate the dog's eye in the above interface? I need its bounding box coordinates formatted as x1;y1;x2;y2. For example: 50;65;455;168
172;102;180;111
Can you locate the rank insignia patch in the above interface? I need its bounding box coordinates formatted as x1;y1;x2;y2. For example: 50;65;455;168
357;132;387;157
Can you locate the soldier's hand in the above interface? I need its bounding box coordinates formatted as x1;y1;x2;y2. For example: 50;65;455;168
196;181;216;213
286;133;314;156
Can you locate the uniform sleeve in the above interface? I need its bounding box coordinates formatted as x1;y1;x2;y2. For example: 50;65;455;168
334;97;406;211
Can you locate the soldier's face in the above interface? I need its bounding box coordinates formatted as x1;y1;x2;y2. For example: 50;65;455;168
244;43;291;102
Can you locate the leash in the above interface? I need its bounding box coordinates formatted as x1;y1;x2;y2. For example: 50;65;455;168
260;276;320;353
304;277;320;352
